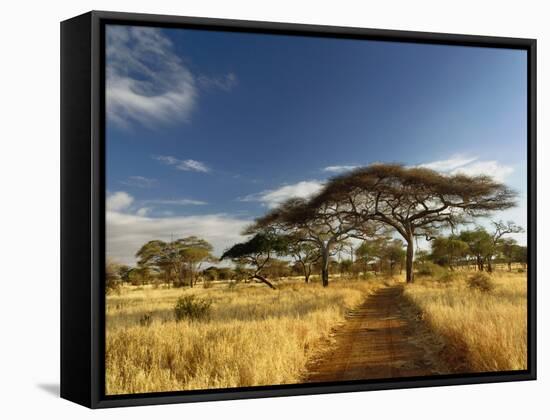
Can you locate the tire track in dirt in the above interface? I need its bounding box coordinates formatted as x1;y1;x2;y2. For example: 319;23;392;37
304;284;447;382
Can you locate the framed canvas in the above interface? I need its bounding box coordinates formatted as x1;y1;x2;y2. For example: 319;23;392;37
60;10;537;408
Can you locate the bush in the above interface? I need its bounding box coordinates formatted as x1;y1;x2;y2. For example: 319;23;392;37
438;271;461;284
174;295;212;322
416;261;445;277
468;272;495;293
139;312;153;327
517;268;525;273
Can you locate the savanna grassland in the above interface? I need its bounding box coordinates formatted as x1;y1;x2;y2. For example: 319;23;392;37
106;278;383;395
106;268;527;395
404;270;528;372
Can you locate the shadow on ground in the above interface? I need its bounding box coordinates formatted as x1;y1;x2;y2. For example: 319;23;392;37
37;383;59;397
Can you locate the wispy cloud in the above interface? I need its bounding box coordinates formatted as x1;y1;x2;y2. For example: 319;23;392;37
241;180;324;208
418;154;478;172
106;26;197;128
418;154;514;182
144;198;208;206
120;175;156;188
153;155;210;173
106;26;236;129
450;160;514;181
198;73;238;92
323;165;358;173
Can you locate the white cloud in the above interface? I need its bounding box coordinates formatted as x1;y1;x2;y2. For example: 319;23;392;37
153;155;210;173
106;26;197;128
177;159;210;172
323;165;358;173
418;154;478;172
106;210;249;265
419;154;514;182
120;175;156;188
144;199;208;206
136;207;151;217
242;180;324;208
106;191;134;211
450;161;514;182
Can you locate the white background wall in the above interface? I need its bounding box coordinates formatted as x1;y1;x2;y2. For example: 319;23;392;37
0;0;547;418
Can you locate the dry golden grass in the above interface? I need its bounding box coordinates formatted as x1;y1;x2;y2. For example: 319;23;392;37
106;279;382;395
403;271;527;372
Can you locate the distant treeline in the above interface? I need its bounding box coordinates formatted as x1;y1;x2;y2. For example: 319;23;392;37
106;223;525;293
107;163;527;292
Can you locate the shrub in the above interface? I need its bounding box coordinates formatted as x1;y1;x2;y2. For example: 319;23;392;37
174;295;212;322
517;268;525;273
139;312;153;327
416;261;445;277
438;271;461;284
468;272;495;293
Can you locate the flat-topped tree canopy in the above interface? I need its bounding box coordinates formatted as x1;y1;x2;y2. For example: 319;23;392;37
310;163;518;283
248;196;380;287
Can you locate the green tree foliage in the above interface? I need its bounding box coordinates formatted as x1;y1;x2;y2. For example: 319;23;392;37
459;228;494;271
220;233;288;289
106;259;122;294
430;236;469;270
135;236;214;287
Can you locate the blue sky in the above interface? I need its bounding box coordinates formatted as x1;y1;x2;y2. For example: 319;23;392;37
105;25;527;265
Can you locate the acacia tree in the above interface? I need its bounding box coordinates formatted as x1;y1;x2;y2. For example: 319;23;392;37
430;236;469;270
355;237;387;275
249;198;370;287
284;236;321;283
459;228;494;271
220;233;287;289
499;238;520;271
135;237;214;287
487;220;524;272
175;236;215;287
312;164;517;283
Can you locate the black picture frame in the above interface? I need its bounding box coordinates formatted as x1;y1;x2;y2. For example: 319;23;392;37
60;10;537;409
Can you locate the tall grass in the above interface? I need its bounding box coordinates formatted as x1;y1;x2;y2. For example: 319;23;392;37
106;280;381;395
403;271;527;372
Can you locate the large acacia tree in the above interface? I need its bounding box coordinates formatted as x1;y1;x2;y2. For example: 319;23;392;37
311;164;517;283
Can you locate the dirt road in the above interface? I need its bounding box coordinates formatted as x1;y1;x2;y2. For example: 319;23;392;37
305;284;447;382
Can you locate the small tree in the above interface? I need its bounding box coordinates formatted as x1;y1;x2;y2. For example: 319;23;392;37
430;236;469;270
487;221;524;272
285;238;321;283
106;259;122;293
459;228;494;271
355;237;386;276
380;239;406;276
175;236;215;287
220;233;288;289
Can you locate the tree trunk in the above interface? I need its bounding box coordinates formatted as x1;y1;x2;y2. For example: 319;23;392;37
508;261;512;271
251;274;276;289
405;239;414;283
321;246;330;287
300;261;310;283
